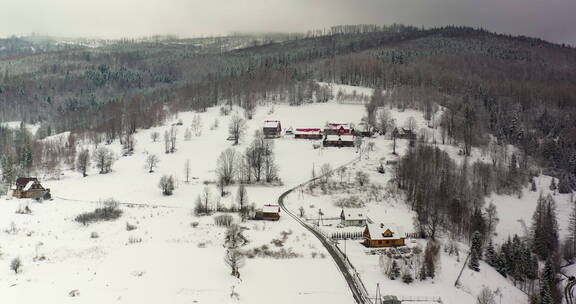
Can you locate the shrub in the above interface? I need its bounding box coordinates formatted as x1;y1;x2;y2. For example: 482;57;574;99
334;195;364;208
10;257;22;274
190;222;199;228
214;214;234;227
128;236;142;244
126;222;137;231
75;199;122;225
90;232;99;238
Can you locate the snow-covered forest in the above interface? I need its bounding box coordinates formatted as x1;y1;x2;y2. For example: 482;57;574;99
1;24;576;304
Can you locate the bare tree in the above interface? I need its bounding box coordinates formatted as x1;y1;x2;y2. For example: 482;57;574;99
121;133;135;156
170;126;178;153
237;184;248;221
76;149;90;177
184;128;192;141
405;116;417;135
93;147;115;174
191;115;203;136
164;130;170;154
320;163;333;184
224;249;245;278
228;115;247;145
216;148;238;185
158;175;175;195
201;187;211;213
355;170;370;187
184;159;191;183
151;131;159;142
145;154;160;173
476;287;496;304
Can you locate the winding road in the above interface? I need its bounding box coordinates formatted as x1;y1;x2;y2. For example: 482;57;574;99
277;158;371;304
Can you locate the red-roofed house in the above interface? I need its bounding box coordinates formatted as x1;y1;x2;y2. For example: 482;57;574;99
324;123;352;135
294;128;323;140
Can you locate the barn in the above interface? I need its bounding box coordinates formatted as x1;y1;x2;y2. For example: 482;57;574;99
263;120;282;138
294;128;323;140
12;177;51;200
255;204;281;221
324;123;352;135
363;223;405;247
323;134;355;147
340;209;367;227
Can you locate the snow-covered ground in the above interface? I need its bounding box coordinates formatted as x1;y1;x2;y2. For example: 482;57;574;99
0;83;564;304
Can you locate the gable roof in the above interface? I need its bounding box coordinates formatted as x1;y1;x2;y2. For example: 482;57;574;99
262;204;280;214
365;223;404;240
341;209;366;221
15;177;39;189
295;128;322;134
264;120;281;128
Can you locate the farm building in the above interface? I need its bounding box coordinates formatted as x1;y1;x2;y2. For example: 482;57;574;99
263;120;282;138
393;127;416;140
324;123;352;135
255;204;281;221
340;209;367;227
323;134;355;147
294;128;323;140
363;223;405;247
12;177;51;200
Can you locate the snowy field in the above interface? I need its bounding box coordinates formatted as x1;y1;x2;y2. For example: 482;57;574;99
0;83;568;304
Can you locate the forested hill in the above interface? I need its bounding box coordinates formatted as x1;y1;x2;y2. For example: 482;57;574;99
1;25;576;186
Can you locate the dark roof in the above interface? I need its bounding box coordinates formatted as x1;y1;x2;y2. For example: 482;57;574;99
15;177;39;189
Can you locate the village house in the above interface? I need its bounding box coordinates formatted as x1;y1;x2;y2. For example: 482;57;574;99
263;120;282;138
255;204;281;221
393;127;416;140
324;123;352;135
340;209;367;226
363;223;405;247
294;128;323;140
12;177;51;200
323;134;355;147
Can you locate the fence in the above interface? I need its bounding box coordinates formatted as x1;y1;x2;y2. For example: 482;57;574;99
331;231;363;240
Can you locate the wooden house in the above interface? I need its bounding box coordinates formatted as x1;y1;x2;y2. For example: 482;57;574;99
324;123;352;136
340;209;367;227
323;134;355;147
294;128;323;140
363;223;405;247
393;127;416;140
255;204;281;221
263;120;282;138
12;177;51;200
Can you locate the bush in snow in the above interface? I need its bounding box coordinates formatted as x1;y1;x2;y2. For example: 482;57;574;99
75;198;122;225
10;257;22;274
214;214;234;227
90;232;99;239
224;249;244;278
158;175;175;195
354;170;370;187
334;195;364;208
126;222;137;231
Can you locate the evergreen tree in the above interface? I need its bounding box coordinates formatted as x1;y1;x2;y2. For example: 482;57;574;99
468;231;482;272
485;239;497;267
549;178;557;191
558;175;572;194
531;194;559;260
389;260;400;280
539;259;559;304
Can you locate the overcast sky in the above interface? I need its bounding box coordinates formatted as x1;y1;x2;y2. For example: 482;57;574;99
1;0;575;45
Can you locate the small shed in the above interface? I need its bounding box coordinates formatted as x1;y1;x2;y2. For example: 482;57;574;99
323;134;355;147
12;177;51;200
363;223;405;247
340;209;367;227
255;204;281;221
263;120;282;138
382;295;401;304
294;128;323;140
